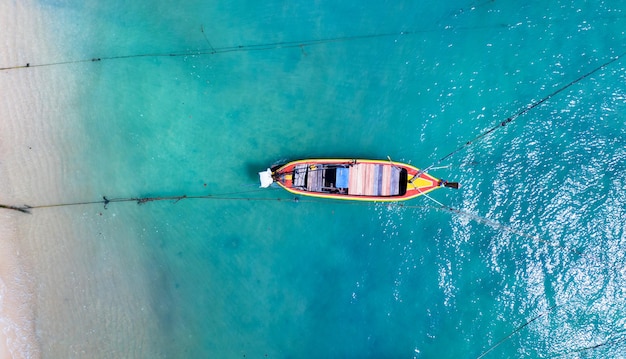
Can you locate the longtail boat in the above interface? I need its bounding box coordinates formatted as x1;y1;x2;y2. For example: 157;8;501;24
259;159;458;201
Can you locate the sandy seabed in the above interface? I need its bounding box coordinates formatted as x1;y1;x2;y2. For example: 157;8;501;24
1;2;161;358
0;2;65;356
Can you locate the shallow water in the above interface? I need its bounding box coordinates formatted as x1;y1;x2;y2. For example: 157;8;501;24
6;0;626;357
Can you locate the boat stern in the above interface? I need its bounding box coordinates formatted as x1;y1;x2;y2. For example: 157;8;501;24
259;168;274;188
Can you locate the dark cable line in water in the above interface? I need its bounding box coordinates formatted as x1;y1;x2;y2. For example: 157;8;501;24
0;16;584;72
0;179;606;356
0;24;520;72
200;25;216;53
400;188;589;260
2;187;613;357
550;333;626;358
0;184;547;246
0;182;573;255
1;12;622;355
400;201;582;255
0;1;501;72
0;189;291;214
475;305;559;359
0;189;434;214
418;49;626;176
0;0;622;73
2;185;563;261
414;49;626;357
0;14;621;359
0;31;420;71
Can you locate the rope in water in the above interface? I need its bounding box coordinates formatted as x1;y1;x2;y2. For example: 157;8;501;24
551;334;626;357
475;305;559;359
418;49;626;177
0;11;622;356
0;189;297;214
405;47;626;354
0;182;612;357
406;185;585;257
0;1;582;74
475;303;626;358
0;31;427;72
3;185;569;263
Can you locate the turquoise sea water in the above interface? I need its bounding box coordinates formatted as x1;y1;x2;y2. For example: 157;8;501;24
22;0;626;357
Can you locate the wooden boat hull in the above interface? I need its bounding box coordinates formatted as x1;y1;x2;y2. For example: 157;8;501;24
262;159;443;202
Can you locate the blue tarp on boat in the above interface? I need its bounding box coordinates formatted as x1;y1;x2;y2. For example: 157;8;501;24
336;167;349;188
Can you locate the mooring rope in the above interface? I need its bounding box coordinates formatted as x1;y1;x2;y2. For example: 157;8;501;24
0;187;438;214
0;9;622;356
418;49;626;176
0;31;423;71
0;3;583;74
0;188;281;214
475;305;559;359
550;333;626;358
476;303;626;358
410;48;626;358
405;186;585;256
